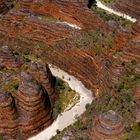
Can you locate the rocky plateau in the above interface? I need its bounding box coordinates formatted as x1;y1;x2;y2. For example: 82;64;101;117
0;0;139;140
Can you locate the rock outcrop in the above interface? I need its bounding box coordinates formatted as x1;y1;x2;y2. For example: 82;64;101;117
15;72;53;139
0;71;53;140
20;0;33;13
0;45;55;139
0;46;20;69
29;62;56;100
30;0;101;29
92;110;125;140
114;0;140;19
0;0;9;14
0;0;14;14
132;21;140;45
0;89;18;140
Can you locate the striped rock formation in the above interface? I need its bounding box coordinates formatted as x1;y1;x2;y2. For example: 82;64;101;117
0;89;18;140
29;62;56;100
120;47;140;63
0;0;14;14
14;72;53;139
114;0;140;19
0;46;20;69
92;110;125;140
31;0;101;29
0;12;76;46
0;0;9;14
20;0;33;13
132;21;140;45
0;48;55;139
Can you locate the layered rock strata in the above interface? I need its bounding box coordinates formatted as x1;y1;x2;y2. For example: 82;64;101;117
29;62;56;100
0;12;76;46
92;110;125;140
0;0;14;14
0;71;53;140
114;0;140;19
0;46;54;140
15;72;53;139
30;0;102;28
0;46;20;69
0;89;18;140
20;0;33;13
0;0;9;14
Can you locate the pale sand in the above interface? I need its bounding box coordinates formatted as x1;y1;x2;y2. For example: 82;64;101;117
29;65;93;140
96;0;137;22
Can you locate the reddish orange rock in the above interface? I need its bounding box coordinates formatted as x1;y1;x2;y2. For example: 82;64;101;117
0;46;20;69
92;110;125;140
29;62;56;100
0;89;18;140
114;0;140;19
20;0;33;13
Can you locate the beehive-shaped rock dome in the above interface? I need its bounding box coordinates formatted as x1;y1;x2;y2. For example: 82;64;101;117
0;89;18;140
92;110;125;140
15;72;53;138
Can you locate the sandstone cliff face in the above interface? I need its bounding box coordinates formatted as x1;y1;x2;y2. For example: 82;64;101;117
114;0;140;19
0;46;20;69
15;72;53;139
30;0;101;29
0;12;76;46
29;62;56;100
0;0;9;14
0;46;55;140
20;0;33;13
132;21;140;45
92;110;125;140
0;89;18;140
0;0;14;14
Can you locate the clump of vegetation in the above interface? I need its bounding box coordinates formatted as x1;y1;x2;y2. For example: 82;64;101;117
0;70;19;94
13;50;40;62
91;7;133;31
100;0;118;7
120;123;140;140
53;77;80;114
50;60;140;139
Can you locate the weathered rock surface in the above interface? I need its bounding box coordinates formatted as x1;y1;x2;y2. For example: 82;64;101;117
132;21;140;45
15;72;53;139
0;0;139;139
0;46;20;69
0;46;55;140
20;0;33;13
29;62;56;100
30;0;102;29
92;110;125;140
0;0;9;14
0;71;53;140
0;0;14;14
0;89;18;140
114;0;140;19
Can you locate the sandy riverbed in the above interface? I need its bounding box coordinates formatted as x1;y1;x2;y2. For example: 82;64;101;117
29;65;93;140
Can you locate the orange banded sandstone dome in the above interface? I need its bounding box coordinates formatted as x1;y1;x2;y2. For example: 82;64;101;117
92;110;125;140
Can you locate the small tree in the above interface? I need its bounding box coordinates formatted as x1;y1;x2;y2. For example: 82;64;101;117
88;0;97;8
